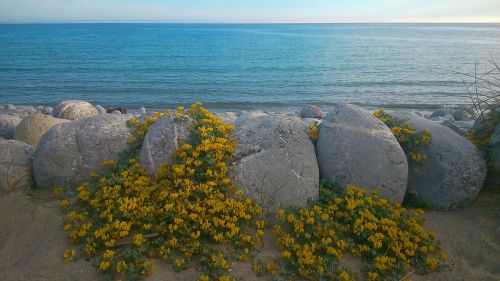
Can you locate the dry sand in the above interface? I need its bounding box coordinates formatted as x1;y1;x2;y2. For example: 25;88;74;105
1;187;499;281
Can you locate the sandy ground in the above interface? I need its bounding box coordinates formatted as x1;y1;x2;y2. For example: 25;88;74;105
1;187;499;281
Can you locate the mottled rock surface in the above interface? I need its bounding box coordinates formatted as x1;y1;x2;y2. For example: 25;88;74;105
393;112;487;210
13;113;68;147
0;114;22;139
0;139;34;193
316;104;408;203
53;100;99;120
300;105;324;119
139;115;190;176
33;115;131;190
231;114;319;216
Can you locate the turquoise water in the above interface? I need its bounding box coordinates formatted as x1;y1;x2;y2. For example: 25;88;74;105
0;23;499;110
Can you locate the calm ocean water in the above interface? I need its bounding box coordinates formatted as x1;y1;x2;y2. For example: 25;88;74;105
0;23;499;111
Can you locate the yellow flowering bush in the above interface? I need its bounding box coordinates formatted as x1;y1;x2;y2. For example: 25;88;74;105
308;124;319;142
59;103;263;281
373;109;431;163
274;184;446;281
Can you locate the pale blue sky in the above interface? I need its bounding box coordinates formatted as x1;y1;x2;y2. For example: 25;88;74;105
1;0;499;23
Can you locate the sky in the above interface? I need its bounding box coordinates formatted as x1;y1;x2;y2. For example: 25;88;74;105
0;0;499;23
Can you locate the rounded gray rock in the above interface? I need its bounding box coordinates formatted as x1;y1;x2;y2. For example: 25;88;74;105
316;104;408;203
53;100;99;120
392;112;487;210
231;114;319;216
139;115;190;176
234;111;268;127
13;113;68;148
215;112;238;125
95;105;107;114
0;114;22;139
0;139;34;193
41;106;53;116
300;105;324;119
33;114;131;190
431;108;456;119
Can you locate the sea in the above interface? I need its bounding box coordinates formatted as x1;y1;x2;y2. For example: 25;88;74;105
0;23;499;112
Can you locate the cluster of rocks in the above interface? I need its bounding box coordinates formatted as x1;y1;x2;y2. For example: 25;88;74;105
0;100;494;213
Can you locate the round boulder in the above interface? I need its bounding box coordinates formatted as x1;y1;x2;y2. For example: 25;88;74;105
234;111;268;127
0;114;22;139
0;139;34;193
95;104;107;114
13;113;68;148
316;104;408;203
300;105;324;119
392;112;487;210
33;114;131;190
53;100;99;120
430;108;456;119
215;112;238;125
231;114;319;216
139;115;190;176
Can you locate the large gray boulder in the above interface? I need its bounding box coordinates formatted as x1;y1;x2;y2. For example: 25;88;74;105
231;114;319;216
453;108;477;121
215;112;238;125
95;104;107;114
430;108;456;119
0;105;36;119
13;113;68;148
33;115;131;190
392;112;487;210
139;115;190;176
316;104;408;203
0;139;34;193
234;111;268;127
0;114;22;139
53;100;99;120
300;105;324;119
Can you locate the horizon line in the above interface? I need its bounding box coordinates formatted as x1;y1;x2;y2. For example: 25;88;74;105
1;21;500;25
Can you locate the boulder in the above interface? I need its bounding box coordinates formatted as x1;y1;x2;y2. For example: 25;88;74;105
300;105;324;119
316;104;408;203
441;120;467;137
107;106;127;114
0;139;34;193
215;112;238;125
53;100;99;120
139;107;147;114
13;113;68;148
0;105;37;119
42;106;53;116
429;114;454;122
139;115;190;176
234;111;268;127
453;108;477;121
0;114;22;139
430;108;456;119
303;118;321;126
231;114;319;216
95;104;107;114
33;114;131;190
392;112;487;210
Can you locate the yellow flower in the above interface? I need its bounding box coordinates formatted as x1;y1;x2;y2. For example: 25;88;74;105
60;199;69;208
133;233;144;246
63;249;76;262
